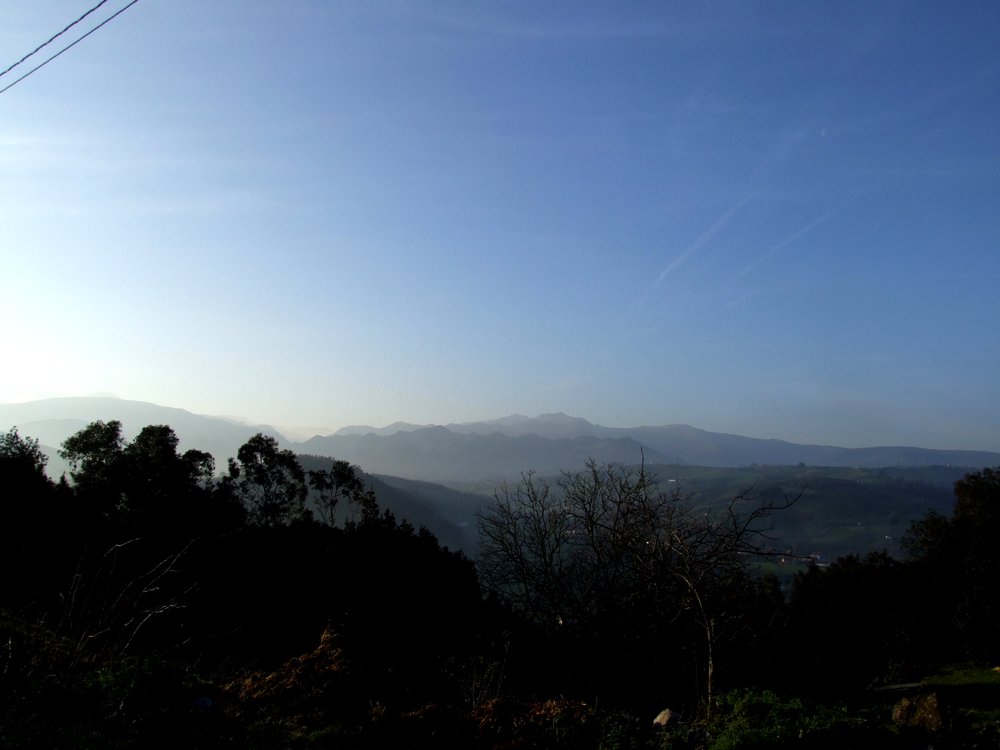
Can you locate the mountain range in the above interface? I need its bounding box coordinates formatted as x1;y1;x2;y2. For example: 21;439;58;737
3;397;995;557
4;399;998;484
320;411;999;481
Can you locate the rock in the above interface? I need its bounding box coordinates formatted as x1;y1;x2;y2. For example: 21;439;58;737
892;692;944;732
653;708;675;727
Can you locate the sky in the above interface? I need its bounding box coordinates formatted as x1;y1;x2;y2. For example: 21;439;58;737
1;1;999;450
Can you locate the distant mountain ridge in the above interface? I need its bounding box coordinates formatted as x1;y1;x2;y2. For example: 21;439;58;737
333;412;601;439
3;400;998;486
329;412;1000;479
301;427;675;482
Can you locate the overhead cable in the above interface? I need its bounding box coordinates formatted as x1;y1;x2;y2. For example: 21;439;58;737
0;0;142;97
0;0;114;78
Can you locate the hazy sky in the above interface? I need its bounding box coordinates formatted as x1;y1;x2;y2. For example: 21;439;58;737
2;1;998;449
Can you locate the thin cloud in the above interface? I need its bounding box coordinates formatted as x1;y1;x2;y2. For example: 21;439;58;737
734;190;870;281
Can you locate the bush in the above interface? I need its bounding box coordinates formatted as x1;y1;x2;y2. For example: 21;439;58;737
706;689;856;750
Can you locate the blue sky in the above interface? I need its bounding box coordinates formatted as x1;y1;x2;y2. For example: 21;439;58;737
1;1;998;449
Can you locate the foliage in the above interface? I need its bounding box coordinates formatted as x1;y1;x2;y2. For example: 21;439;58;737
60;419;126;488
223;626;363;740
227;433;308;526
58;421;243;536
306;456;377;526
0;611;234;750
702;689;867;750
469;698;653;750
784;551;929;691
902;467;1000;659
0;429;66;608
0;427;49;481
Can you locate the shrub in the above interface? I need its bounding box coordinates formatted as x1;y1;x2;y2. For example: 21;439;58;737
706;689;854;750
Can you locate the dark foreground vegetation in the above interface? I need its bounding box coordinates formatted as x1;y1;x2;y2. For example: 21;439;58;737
1;422;998;748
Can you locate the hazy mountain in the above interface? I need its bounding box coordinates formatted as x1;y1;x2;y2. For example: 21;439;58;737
0;397;287;475
5;399;997;486
299;426;673;482
372;473;482;524
335;412;603;440
332;413;603;440
333;421;425;437
330;413;1000;475
448;412;599;439
600;424;1000;469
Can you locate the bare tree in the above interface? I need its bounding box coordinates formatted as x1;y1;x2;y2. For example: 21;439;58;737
477;459;795;712
477;471;575;628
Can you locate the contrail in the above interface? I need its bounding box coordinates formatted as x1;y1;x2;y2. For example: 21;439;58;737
707;289;759;320
654;190;757;286
735;190;870;281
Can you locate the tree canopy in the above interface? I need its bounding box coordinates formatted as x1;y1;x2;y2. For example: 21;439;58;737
225;433;308;526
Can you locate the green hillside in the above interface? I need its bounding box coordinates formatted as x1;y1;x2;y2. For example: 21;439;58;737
448;463;961;559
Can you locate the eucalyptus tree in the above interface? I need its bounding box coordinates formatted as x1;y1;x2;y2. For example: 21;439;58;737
307;457;378;526
227;433;308;527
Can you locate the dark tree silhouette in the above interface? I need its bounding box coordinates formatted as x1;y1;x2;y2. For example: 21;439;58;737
0;428;65;609
0;427;50;483
60;419;126;512
307;457;377;526
226;433;308;526
786;551;924;693
903;466;1000;659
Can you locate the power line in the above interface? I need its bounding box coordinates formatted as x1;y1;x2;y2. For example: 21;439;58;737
0;0;115;79
0;0;143;97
